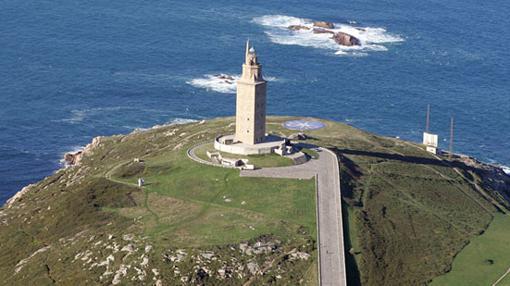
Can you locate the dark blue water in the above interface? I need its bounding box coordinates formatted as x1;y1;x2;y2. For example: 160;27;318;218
1;0;509;203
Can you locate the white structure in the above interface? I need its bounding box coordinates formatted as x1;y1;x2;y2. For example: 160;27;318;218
235;40;267;145
275;141;294;156
215;42;286;155
213;42;300;158
215;134;284;155
423;132;438;154
221;158;244;167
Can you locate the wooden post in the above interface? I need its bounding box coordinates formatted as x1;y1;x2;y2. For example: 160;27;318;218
449;117;454;160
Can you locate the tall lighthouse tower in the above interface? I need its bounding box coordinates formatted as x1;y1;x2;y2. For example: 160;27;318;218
235;41;267;145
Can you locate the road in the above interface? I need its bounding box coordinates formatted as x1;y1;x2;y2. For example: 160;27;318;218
240;147;347;286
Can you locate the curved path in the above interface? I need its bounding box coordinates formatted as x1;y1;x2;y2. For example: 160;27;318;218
240;147;347;286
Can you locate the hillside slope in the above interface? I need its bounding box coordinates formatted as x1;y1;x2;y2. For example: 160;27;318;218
0;116;508;285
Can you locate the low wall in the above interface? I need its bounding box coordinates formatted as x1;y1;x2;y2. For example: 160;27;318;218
214;136;278;155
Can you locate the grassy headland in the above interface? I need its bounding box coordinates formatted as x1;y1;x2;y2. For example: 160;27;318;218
0;116;508;285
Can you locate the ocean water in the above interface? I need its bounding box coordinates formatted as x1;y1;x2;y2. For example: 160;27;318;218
1;0;509;204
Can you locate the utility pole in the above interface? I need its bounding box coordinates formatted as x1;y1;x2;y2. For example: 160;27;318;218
426;104;431;133
449;117;454;160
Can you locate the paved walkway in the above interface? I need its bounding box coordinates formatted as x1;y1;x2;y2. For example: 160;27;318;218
240;147;347;286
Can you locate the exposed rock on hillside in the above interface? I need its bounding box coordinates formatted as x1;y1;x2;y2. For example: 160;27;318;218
0;118;318;285
64;150;83;166
1;116;509;286
64;136;104;167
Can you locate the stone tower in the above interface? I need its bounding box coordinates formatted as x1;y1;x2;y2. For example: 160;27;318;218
235;41;267;145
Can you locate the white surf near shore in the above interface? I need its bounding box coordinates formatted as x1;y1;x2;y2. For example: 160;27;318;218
252;15;404;56
187;74;278;94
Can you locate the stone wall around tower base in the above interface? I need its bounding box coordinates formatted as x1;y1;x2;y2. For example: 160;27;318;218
214;135;282;155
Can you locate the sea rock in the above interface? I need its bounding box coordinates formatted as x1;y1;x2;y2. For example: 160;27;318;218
63;136;103;167
64;151;83;166
312;28;335;34
332;32;361;46
288;25;310;31
313;21;335;29
215;74;235;81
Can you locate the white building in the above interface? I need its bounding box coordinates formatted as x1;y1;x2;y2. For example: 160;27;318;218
423;132;439;154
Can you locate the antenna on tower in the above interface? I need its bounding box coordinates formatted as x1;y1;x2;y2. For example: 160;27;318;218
449;116;454;160
245;39;250;59
425;104;431;133
422;104;439;155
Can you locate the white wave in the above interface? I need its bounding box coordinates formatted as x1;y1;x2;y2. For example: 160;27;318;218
253;15;404;56
61;110;87;124
264;76;279;81
187;74;239;94
187;74;278;94
502;166;510;175
59;106;126;124
137;118;200;132
168;118;199;125
254;15;309;28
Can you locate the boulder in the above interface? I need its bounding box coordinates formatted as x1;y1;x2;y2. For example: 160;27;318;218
332;32;361;46
288;25;310;31
64;151;83;166
215;74;235;81
312;28;335;34
313;21;335;29
247;262;261;275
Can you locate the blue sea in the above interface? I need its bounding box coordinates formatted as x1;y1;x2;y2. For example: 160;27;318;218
1;0;509;204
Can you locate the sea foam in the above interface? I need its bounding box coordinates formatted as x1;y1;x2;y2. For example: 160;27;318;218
252;15;404;56
187;74;278;94
187;74;240;94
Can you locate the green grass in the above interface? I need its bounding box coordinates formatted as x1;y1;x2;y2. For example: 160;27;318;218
91;117;504;285
343;202;362;285
102;141;319;285
430;214;510;286
2;115;505;286
122;148;316;246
